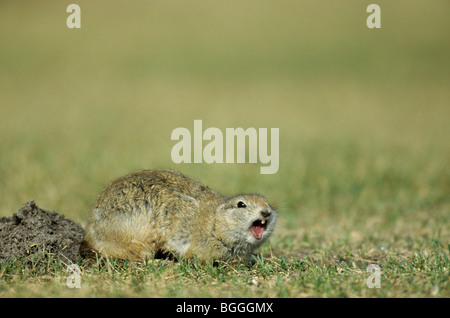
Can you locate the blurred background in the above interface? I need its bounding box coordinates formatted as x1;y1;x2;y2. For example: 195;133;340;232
0;1;448;249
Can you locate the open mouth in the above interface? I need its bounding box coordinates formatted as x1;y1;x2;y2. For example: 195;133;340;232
250;219;268;240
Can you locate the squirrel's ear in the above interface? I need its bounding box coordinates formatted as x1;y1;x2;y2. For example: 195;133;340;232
216;203;225;212
216;202;230;213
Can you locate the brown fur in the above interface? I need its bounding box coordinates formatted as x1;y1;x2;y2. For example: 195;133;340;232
81;169;277;262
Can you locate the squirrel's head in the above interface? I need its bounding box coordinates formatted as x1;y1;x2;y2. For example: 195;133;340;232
214;194;277;258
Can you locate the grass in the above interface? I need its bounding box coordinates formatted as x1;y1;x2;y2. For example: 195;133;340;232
0;0;449;297
1;243;448;297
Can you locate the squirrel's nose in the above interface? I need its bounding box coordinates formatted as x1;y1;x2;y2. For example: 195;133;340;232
261;210;270;219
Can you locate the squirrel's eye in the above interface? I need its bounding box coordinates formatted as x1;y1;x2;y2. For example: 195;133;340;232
237;201;246;208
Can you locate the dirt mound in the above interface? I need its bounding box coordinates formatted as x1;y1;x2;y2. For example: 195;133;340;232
0;200;85;265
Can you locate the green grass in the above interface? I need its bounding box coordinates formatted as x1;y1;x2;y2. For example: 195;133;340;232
1;243;448;297
0;0;449;297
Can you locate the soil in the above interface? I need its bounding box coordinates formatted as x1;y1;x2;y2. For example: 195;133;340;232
0;200;85;265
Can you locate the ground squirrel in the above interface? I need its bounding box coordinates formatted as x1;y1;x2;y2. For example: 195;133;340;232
80;169;277;262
